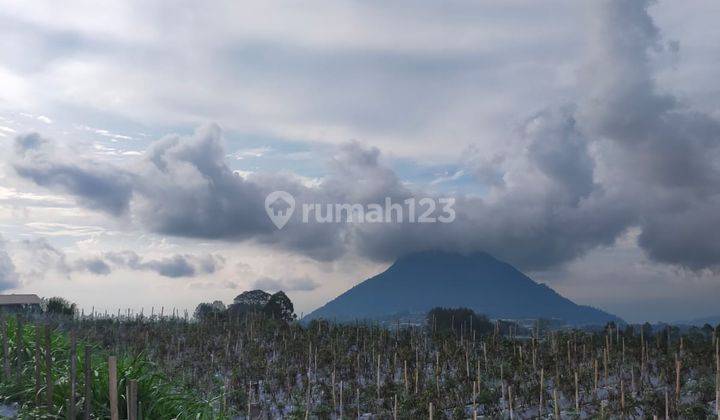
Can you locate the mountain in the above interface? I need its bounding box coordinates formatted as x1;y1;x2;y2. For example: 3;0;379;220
674;315;720;327
305;251;622;325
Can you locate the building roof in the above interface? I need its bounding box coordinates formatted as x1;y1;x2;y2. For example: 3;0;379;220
0;294;42;305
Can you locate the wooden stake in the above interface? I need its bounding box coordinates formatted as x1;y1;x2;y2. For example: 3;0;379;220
15;315;23;384
69;330;77;419
108;356;119;420
575;370;579;412
339;380;343;418
508;385;514;419
553;388;560;419
377;354;381;399
34;324;41;405
594;358;598;393
473;381;478;420
539;368;544;415
331;371;336;412
675;355;682;401
45;324;52;407
393;394;398;420
1;317;9;378
84;345;92;420
127;379;138;420
403;360;408;392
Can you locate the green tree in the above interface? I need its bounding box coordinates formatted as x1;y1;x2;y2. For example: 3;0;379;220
45;297;76;316
194;300;226;322
426;307;493;336
263;291;295;322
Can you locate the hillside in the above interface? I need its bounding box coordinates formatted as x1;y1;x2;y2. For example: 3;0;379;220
305;251;621;325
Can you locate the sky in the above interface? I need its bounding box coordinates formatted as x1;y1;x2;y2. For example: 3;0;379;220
1;0;719;323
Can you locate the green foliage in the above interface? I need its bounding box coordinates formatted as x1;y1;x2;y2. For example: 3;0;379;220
196;290;297;324
44;297;76;317
0;317;218;419
193;300;226;322
263;291;295;322
426;307;493;336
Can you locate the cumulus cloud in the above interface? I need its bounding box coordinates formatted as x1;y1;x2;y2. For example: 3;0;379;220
8;0;720;273
251;276;319;292
0;236;20;291
13;134;135;216
576;0;720;269
8;239;223;279
74;257;112;275
102;251;225;278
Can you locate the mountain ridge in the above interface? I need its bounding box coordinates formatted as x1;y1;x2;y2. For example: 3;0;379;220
305;250;622;325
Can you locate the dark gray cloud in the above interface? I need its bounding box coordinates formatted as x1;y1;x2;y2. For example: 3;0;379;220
524;107;596;205
134;124;270;238
13;134;135;216
574;0;720;269
102;251;224;278
11;239;222;279
9;0;720;273
75;258;112;275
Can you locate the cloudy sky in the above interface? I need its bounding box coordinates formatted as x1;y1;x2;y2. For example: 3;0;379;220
1;0;719;323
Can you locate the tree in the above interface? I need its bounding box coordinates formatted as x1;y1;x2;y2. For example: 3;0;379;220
263;291;295;322
45;297;76;316
228;290;271;318
233;290;272;307
426;307;493;336
194;300;226;322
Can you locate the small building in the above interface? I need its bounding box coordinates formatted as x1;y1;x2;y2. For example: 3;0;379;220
0;294;42;314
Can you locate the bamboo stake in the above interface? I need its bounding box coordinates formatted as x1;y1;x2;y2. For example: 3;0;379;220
553;388;560;419
429;401;434;420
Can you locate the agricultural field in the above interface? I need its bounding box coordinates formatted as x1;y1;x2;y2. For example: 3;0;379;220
0;306;719;419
